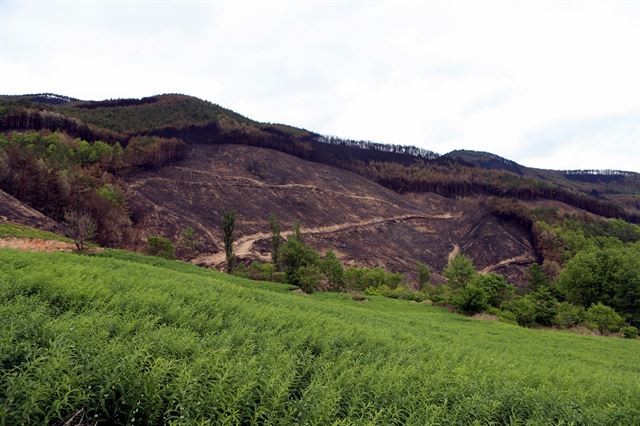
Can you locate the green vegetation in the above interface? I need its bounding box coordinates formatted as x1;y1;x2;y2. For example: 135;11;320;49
144;236;176;260
0;222;71;242
221;210;236;273
1;248;640;424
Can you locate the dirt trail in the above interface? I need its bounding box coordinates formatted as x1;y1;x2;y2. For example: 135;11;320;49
0;237;76;252
133;168;400;206
480;254;536;273
193;213;459;267
447;244;460;263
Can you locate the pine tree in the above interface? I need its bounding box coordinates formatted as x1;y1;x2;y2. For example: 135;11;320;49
222;210;236;273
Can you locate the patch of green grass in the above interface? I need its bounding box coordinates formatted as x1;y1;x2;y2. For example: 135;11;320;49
0;222;71;242
1;249;639;425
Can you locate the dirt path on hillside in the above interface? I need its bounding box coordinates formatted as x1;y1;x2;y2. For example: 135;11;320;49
193;213;460;267
480;254;536;274
132;168;401;207
0;237;77;252
447;244;460;263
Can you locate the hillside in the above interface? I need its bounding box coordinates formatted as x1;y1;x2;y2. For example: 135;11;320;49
1;248;639;424
125;143;535;283
1;93;639;286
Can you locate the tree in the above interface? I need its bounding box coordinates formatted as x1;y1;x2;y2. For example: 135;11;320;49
63;210;96;251
145;236;176;260
526;263;550;292
320;250;344;289
178;226;200;258
585;303;624;335
278;239;320;290
473;273;513;307
443;254;476;289
558;246;640;326
292;221;303;243
222;210;236;273
270;214;282;268
416;262;430;291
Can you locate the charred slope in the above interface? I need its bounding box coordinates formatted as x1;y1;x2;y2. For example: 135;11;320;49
0;189;62;232
125;144;536;284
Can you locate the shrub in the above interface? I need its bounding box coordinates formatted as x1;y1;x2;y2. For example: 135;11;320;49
145;236;176;260
248;261;276;281
451;280;489;315
344;267;402;291
621;325;638;339
443;254;476;289
351;292;367;302
508;296;537;327
553;302;586;328
585;303;624;335
527;288;558;326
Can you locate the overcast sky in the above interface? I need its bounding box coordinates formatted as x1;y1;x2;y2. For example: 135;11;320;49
1;1;639;171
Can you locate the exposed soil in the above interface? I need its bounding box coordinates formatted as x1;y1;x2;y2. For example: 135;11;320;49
0;237;76;252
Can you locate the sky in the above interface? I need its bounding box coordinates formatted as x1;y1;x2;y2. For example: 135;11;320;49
1;0;639;171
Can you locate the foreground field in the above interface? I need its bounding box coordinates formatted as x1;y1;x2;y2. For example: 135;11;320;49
1;249;639;425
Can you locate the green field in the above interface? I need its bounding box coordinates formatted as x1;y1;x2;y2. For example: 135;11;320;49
1;249;639;425
0;223;72;242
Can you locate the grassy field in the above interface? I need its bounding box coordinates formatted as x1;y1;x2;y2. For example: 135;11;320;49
1;249;639;425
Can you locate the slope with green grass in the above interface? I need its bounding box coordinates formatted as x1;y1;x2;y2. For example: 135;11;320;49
1;249;639;425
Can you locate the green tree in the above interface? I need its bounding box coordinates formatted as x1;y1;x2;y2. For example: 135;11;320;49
292;221;303;243
320;250;344;289
270;214;282;268
558;246;640;326
585;303;624;335
527;263;550;292
278;239;320;290
416;262;430;290
178;226;200;258
443;254;476;290
145;236;176;260
473;273;513;307
222;210;236;273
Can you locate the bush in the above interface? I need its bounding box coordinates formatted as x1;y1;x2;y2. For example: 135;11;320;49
621;325;638;339
585;303;624;335
553;302;586;328
508;296;537;327
344;267;402;291
527;288;558;326
145;236;176;260
451;280;489;315
247;261;276;281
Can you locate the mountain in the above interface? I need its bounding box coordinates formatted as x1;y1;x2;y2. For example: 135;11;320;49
1;93;639;286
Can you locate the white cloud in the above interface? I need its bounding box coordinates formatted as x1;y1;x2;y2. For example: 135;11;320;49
1;0;639;171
